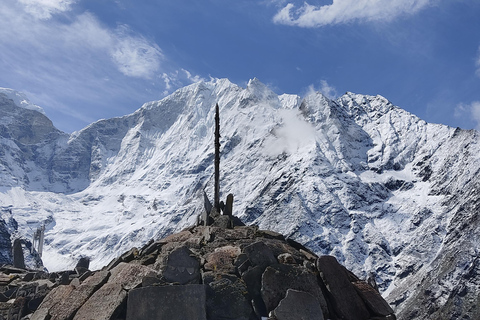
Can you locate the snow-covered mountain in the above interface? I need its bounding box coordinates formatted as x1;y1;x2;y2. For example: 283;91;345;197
0;79;479;319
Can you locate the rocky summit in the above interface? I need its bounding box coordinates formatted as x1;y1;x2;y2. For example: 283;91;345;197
0;224;395;320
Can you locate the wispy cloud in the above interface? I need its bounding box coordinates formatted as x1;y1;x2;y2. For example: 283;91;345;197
264;109;316;156
1;1;163;80
455;101;480;131
0;0;201;132
19;0;76;20
476;46;480;77
273;0;434;27
111;26;163;79
306;80;338;99
473;102;480;130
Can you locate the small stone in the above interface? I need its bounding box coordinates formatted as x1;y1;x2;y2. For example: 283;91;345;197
204;246;241;273
75;266;89;277
23;272;36;282
278;253;296;264
79;270;92;282
76;257;90;270
256;230;285;241
160;231;192;244
120;248;139;263
104;256;123;271
139;240;160;256
211;215;232;229
141;276;164;287
59;272;70;285
28;296;44;312
70;277;80;287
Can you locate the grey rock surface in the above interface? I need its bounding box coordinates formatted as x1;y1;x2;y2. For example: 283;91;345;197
273;289;325;320
316;255;370;320
126;285;207;320
73;283;127;320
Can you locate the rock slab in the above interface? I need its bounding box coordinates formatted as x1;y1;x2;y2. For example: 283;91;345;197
126;284;207;320
206;276;253;320
162;247;201;285
273;289;325;320
261;264;328;317
353;281;394;316
73;283;127;320
316;255;370;320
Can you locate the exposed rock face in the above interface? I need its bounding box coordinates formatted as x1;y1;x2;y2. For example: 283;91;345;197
0;219;12;266
0;225;395;320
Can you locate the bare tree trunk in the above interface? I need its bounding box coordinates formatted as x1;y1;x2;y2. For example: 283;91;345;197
214;103;220;209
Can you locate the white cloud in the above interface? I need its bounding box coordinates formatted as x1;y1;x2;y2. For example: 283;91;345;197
264;109;316;156
455;101;480;131
19;0;76;19
112;26;163;79
182;69;204;83
306;80;338;99
471;102;480;131
273;0;434;27
318;80;337;99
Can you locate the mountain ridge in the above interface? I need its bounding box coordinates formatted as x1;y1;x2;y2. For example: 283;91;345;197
0;78;479;319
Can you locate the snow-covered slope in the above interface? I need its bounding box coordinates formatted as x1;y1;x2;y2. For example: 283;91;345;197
0;79;479;319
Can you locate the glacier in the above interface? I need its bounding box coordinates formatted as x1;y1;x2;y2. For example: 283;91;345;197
0;79;479;319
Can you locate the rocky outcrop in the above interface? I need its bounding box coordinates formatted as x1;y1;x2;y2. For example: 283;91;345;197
0;225;395;320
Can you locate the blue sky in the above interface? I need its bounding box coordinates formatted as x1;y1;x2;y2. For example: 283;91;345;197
1;0;480;133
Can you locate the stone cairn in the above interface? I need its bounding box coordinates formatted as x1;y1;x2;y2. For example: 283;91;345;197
0;225;395;320
0;104;396;319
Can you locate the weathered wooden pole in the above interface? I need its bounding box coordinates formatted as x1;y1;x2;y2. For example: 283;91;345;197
214;103;220;209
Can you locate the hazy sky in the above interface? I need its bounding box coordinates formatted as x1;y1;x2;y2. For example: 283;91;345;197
1;0;480;133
